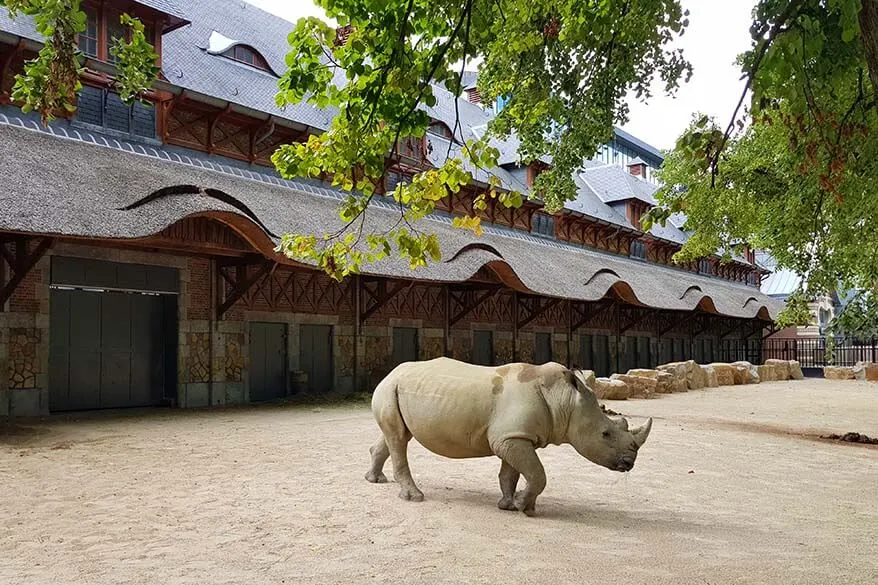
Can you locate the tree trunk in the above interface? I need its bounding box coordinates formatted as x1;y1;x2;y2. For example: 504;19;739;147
859;0;878;100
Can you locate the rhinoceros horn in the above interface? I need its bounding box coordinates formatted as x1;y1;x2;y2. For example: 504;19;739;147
631;417;653;447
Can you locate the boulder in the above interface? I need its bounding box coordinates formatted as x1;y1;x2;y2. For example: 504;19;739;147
709;363;736;386
824;366;856;380
654;371;677;394
593;377;630;400
702;365;719;388
656;362;689;391
852;362;878;381
610;374;656;398
659;360;707;390
789;360;805;380
627;368;658;379
731;361;761;385
756;363;777;382
765;359;792;381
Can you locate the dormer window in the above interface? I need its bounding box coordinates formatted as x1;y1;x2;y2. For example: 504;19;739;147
698;259;712;275
223;45;271;72
79;4;99;57
427;122;454;140
630;239;646;260
532;213;554;237
75;3;166;64
396;136;425;163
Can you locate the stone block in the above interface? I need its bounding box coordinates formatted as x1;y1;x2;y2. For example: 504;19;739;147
610;374;656;398
824;366;856;380
593;377;630;400
9;388;45;416
789;360;805;380
765;359;792;381
656;362;688;391
654;371;676;394
852;362;878;381
709;363;736;386
180;383;210;408
627;368;658;378
731;361;760;385
702;365;719;388
224;383;246;405
0;390;9;416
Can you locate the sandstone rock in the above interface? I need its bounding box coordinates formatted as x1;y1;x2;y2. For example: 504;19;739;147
765;359;792;381
824;366;856;380
576;369;597;389
627;368;658;379
789;360;805;380
709;363;736;386
656;362;688;391
702;365;719;388
653;371;676;394
593;377;630;400
732;361;761;385
687;360;709;390
610;374;656;398
852;362;878;381
757;363;778;382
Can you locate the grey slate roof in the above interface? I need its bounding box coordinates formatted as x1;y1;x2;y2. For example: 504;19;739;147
0;116;782;319
136;0;186;21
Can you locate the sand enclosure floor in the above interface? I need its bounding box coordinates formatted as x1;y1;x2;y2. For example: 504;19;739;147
1;379;877;585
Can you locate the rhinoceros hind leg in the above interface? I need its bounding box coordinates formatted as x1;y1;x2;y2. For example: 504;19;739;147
387;434;424;502
365;436;390;484
494;439;546;517
497;460;520;511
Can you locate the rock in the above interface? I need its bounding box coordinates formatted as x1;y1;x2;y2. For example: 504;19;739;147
709;363;736;386
853;362;878;382
824;366;856;380
702;365;719;388
627;368;658;379
765;359;792;381
593;377;630;400
756;363;777;382
731;361;761;384
610;374;656;398
659;360;707;390
653;371;676;394
656;362;689;392
789;360;805;380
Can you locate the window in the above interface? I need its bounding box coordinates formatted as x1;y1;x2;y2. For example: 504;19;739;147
396;136;425;162
74;85;156;138
746;272;760;286
78;4;99;57
698;258;712;275
427;122;454;140
531;213;554;237
630;239;646;260
222;45;271;72
106;9;128;64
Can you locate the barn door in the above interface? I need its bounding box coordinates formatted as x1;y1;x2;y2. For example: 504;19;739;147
300;324;334;394
392;327;419;367
637;336;651;368
472;330;493;366
593;334;610;377
249;322;287;402
534;332;552;364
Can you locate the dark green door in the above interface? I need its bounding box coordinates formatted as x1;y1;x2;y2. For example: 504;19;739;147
392;327;419;367
249;322;287;402
49;288;170;411
534;332;552;364
578;333;593;371
472;330;493;366
637;336;652;368
299;324;333;394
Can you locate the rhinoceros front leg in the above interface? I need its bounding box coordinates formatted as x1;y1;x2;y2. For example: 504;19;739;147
494;439;546;517
497;460;520;511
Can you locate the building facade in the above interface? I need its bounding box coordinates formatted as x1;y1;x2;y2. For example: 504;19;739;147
0;0;780;416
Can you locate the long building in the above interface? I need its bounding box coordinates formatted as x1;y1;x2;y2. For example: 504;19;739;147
0;0;781;416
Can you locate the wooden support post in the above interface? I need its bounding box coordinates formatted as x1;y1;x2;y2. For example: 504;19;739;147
354;274;362;392
513;292;519;362
216;258;273;318
443;284;450;357
0;237;53;309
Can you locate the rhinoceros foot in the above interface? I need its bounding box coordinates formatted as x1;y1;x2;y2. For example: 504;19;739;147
364;470;388;484
398;486;425;502
514;490;537;516
498;496;517;511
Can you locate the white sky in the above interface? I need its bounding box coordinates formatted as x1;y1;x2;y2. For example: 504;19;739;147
246;0;757;151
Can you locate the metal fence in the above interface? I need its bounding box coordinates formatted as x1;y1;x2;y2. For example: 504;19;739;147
762;337;878;368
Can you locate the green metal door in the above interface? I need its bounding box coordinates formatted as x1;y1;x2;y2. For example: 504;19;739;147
249;322;288;401
472;330;493;366
534;332;552;364
391;327;419;367
299;324;333;394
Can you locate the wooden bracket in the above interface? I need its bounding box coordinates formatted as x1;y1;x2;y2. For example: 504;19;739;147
718;319;744;339
360;278;410;323
570;300;612;332
0;237;53;309
762;322;779;340
216;256;274;318
448;285;499;327
517;295;561;330
620;307;655;334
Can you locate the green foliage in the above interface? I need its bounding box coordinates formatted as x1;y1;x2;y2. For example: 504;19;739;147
827;290;878;339
775;289;814;329
2;0;158;122
651;0;878;316
274;0;691;279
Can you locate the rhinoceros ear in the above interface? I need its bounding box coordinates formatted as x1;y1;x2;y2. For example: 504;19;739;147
571;369;595;394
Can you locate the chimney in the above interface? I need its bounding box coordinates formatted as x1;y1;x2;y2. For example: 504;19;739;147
465;87;482;105
334;24;353;46
627;157;648;178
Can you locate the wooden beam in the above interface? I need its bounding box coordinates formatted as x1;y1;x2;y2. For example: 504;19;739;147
216;259;273;318
517;295;561;330
620;308;655;334
449;285;498;327
570;299;612;332
0;237;53;308
360;278;409;323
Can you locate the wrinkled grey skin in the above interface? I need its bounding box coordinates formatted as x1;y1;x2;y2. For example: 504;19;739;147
365;357;653;516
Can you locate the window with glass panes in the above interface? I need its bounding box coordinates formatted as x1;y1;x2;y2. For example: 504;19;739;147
106;10;127;64
78;4;99;57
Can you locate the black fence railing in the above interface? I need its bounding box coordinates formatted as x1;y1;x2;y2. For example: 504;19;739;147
762;337;878;368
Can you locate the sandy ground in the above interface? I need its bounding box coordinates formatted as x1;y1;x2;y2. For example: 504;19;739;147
1;379;877;585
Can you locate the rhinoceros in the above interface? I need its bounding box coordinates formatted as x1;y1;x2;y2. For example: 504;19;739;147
365;357;653;516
